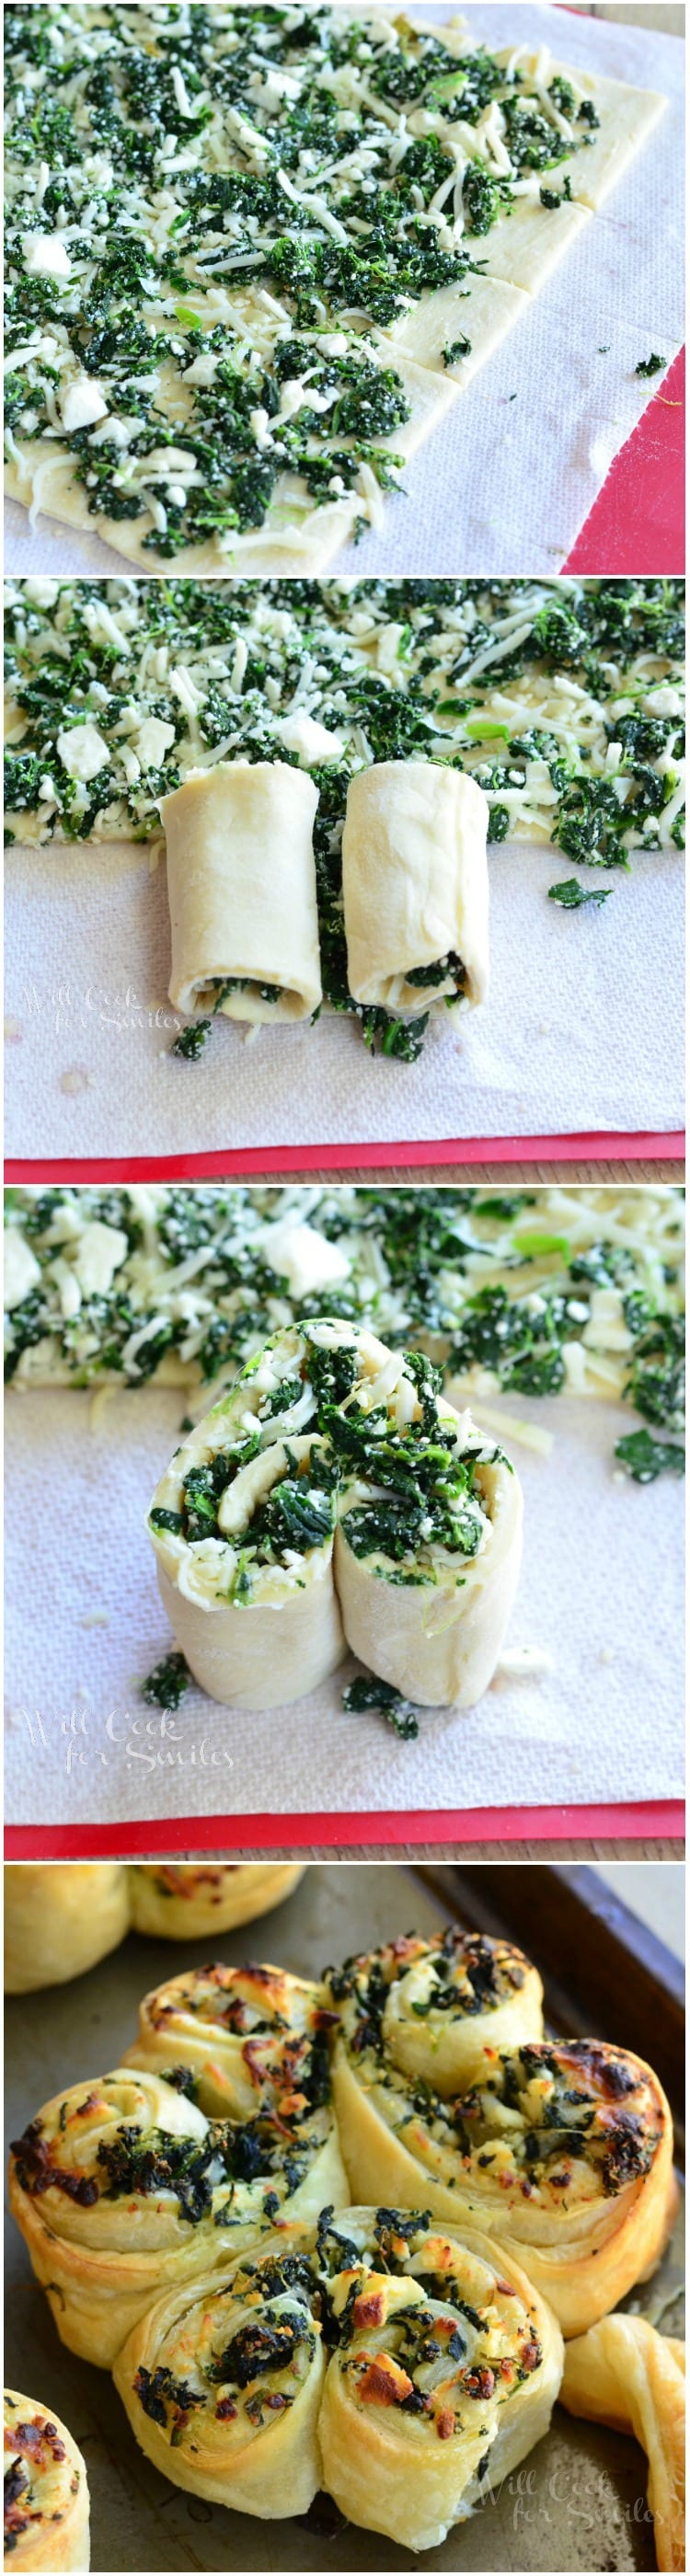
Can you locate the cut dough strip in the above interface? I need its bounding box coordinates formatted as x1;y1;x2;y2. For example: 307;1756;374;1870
561;2316;685;2572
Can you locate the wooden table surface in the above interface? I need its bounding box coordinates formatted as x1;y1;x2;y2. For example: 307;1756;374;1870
225;1838;683;1861
289;1160;684;1185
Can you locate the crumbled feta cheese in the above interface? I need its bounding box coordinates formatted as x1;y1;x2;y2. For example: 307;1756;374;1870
249;406;272;449
134;716;177;770
4;1232;41;1311
259;1220;351;1298
60;375;109;432
275;713;344;765
22;232;72;280
56;722;111;784
24;578;60;608
73;1221;129;1298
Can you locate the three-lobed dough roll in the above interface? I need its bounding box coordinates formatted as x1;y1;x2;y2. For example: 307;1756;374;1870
4;2390;90;2572
112;2205;563;2549
561;2317;685;2573
147;1318;522;1709
4;1863;304;1991
4;1864;130;1993
161;760;321;1022
8;2025;348;2367
327;1935;677;2337
148;1416;344;1708
341;760;489;1016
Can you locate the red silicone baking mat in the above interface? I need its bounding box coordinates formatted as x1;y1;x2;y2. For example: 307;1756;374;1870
5;1133;684;1181
6;1801;684;1858
564;352;684;574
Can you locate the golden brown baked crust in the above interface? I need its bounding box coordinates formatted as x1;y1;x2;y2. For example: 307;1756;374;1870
8;2018;348;2368
4;1864;305;1990
128;1863;304;1940
328;1936;676;2336
561;2316;685;2572
4;2389;90;2571
112;2206;563;2548
122;1959;340;2120
4;1865;130;1993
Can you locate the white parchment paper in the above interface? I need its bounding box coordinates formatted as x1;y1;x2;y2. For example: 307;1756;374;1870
4;7;684;581
5;833;684;1154
5;1384;684;1827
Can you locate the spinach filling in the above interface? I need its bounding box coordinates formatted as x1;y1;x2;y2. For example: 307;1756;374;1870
336;1414;495;1578
6;8;606;556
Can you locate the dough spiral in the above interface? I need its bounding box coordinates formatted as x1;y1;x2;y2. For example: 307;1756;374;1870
149;1418;345;1708
148;1318;522;1708
4;1863;304;1991
122;1958;342;2124
4;2390;90;2572
561;2317;685;2573
328;1935;676;2336
8;2008;348;2368
113;2204;562;2550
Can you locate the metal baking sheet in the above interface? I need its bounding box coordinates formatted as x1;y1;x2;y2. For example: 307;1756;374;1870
5;1863;684;2573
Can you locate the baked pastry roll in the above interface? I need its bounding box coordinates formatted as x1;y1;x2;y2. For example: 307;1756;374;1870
112;2205;562;2549
333;1390;523;1708
148;1420;344;1709
122;1958;345;2129
4;1864;129;1993
328;1938;676;2337
113;2244;327;2521
160;760;321;1023
4;2389;90;2572
8;2047;346;2368
365;1926;545;2095
341;761;489;1018
561;2317;685;2574
128;1863;304;1940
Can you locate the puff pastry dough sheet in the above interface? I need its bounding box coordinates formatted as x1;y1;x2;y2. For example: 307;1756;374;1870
4;448;361;580
341;762;489;1013
477;199;593;295
546;63;667;210
161;761;320;1021
5;349;459;578
382;274;529;386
